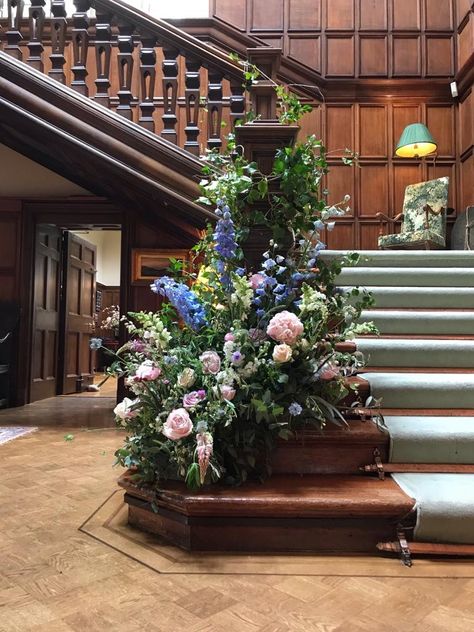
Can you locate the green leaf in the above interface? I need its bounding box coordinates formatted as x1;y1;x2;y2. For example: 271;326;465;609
64;434;74;442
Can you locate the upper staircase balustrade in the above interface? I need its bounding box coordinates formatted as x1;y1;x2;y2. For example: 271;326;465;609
0;0;278;154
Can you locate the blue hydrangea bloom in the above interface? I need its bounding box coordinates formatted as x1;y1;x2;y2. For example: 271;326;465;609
288;402;303;416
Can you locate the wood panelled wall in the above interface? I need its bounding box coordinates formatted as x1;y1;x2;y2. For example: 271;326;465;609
457;0;474;211
0;200;23;303
213;0;455;78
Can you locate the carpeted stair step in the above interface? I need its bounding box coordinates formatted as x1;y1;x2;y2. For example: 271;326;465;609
355;338;474;368
393;474;474;544
337;267;474;287
384;416;474;463
347;286;474;309
358;309;474;335
361;372;474;409
322;250;474;268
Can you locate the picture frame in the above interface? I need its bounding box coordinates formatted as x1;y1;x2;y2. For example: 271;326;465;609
131;249;190;285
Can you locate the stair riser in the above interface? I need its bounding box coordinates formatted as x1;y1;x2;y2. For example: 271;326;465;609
359;311;474;335
127;501;402;553
356;341;474;368
349;287;474;309
322;251;474;268
338;268;474;287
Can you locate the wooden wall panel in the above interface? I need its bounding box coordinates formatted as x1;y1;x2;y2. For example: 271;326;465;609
214;0;247;30
393;164;423;212
325;106;354;155
0;202;22;303
326;165;355;213
426;105;456;158
359;165;389;216
251;0;284;30
288;36;320;71
458;12;474;70
425;36;454;77
460;151;474;209
360;222;382;249
359;105;388;157
424;0;454;30
326;37;355;76
288;0;321;30
324;222;355;249
456;0;473;27
326;0;354;30
392;0;421;30
392;36;421;76
298;106;322;140
460;90;473;155
359;36;388;76
359;0;388;30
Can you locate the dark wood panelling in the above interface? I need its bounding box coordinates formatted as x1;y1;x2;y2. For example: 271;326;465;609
326;0;355;30
458;12;474;70
326;105;354;155
326;165;355;213
288;35;320;71
359;0;388;30
425;0;454;30
288;0;321;30
251;0;284;30
326;36;355;76
460;151;474;209
393;163;423;211
393;36;422;76
0;201;22;303
359;164;389;216
425;36;454;77
426;104;456;158
456;0;473;28
460;90;473;154
324;222;355;249
392;0;421;30
214;0;247;30
359;36;388;76
359;105;388;157
360;222;383;249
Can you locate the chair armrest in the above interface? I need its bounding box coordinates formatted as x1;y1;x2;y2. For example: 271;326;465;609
375;212;404;224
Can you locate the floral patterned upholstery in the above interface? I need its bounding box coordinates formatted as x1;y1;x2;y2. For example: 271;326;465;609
378;177;449;250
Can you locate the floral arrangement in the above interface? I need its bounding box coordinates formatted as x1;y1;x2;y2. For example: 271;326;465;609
106;88;376;488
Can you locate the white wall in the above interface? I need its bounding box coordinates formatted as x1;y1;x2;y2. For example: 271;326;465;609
0;144;90;197
72;230;121;286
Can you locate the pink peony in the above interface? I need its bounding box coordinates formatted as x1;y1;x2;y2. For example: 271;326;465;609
134;360;161;381
199;351;221;375
220;385;236;401
162;408;193;441
250;273;265;289
224;332;235;342
272;343;293;363
183;390;206;409
266;311;304;345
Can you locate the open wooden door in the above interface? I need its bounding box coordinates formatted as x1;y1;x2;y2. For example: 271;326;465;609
30;225;62;402
61;233;97;394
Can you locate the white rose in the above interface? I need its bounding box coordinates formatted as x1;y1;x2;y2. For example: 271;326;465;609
177;368;196;388
273;343;293;363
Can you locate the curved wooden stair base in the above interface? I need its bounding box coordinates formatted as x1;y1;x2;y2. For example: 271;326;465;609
119;472;415;553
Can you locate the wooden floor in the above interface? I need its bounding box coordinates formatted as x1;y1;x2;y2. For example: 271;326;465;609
1;422;474;630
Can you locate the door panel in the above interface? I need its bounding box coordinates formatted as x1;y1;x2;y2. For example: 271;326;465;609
62;233;97;394
30;225;61;402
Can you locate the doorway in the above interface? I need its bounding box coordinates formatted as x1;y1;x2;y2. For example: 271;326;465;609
29;224;122;404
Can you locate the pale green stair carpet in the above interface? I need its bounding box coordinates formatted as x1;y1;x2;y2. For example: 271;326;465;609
324;250;474;545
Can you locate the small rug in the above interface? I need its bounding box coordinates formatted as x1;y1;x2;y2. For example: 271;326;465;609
0;426;38;445
79;491;474;577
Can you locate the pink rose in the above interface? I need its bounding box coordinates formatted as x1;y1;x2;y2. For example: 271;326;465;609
266;311;304;345
224;332;235;342
199;351;221;374
272;343;293;363
183;390;206;409
163;408;193;441
319;362;340;381
134;361;161;381
220;385;236;401
250;273;265;289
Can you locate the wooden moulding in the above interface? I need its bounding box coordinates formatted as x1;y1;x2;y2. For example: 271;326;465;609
119;470;415;553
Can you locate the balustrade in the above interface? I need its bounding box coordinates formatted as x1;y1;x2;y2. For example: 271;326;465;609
0;0;260;153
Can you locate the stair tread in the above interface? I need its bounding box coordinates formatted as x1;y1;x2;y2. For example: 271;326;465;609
120;472;415;518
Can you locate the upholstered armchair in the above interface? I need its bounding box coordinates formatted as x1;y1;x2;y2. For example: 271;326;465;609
377;177;450;250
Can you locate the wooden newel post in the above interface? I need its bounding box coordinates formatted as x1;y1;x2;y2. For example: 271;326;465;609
235;48;299;268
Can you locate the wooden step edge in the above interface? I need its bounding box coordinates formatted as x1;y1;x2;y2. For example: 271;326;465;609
380;408;474;416
359;335;474;340
364;367;474;374
362;463;474;475
365;308;474;312
377;541;474;557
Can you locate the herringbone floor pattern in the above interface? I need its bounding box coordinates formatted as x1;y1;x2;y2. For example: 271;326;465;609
1;427;474;631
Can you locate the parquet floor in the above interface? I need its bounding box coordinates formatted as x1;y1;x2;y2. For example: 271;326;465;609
1;423;474;631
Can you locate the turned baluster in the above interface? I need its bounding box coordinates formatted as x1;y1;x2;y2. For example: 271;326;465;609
49;0;67;83
116;22;135;121
71;0;91;96
207;69;224;150
229;78;246;129
94;11;113;108
27;0;46;71
161;46;179;145
138;35;157;131
183;56;201;156
5;0;25;60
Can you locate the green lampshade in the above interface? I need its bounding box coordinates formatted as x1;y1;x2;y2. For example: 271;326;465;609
395;123;437;158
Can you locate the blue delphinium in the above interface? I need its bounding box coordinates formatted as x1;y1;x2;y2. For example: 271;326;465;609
214;202;237;260
151;276;207;331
